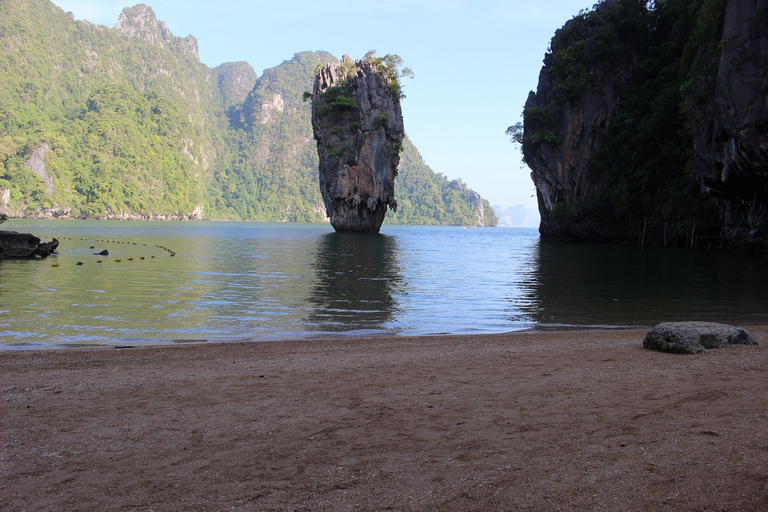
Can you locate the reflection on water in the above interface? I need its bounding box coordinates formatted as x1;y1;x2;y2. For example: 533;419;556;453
520;240;768;328
1;220;766;349
308;233;402;334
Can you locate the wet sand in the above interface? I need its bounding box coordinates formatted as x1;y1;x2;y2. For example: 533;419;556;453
2;327;767;511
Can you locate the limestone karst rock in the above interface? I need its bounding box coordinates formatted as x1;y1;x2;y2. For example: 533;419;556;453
521;0;767;251
522;0;643;242
692;0;768;253
311;55;405;233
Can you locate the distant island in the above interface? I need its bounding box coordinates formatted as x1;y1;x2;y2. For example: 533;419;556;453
0;1;497;227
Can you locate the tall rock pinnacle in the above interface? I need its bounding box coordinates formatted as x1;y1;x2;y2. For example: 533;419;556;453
311;54;406;233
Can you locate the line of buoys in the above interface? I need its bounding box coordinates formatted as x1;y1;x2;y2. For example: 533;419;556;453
155;245;177;257
63;238;178;264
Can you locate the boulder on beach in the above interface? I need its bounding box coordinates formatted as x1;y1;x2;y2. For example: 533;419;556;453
643;321;757;354
0;230;59;259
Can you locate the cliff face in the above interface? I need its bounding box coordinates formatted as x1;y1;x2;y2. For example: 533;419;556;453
693;0;768;251
523;0;768;251
522;0;644;241
311;56;404;233
115;4;199;60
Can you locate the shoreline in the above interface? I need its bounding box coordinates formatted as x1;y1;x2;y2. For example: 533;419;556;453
3;320;766;352
0;325;650;352
2;327;767;510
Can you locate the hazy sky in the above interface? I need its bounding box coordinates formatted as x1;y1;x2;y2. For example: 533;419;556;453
53;0;593;215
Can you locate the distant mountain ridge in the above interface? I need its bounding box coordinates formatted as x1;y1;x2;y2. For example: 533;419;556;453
0;0;497;226
492;205;537;228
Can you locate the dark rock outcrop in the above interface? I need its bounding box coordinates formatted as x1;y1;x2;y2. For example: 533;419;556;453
0;231;59;259
643;321;758;354
311;55;404;233
522;0;768;251
692;0;768;253
522;0;644;241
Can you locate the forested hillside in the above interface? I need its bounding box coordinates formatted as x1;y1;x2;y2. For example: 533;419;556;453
0;0;497;226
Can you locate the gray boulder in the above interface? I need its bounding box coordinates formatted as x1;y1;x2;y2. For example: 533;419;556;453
643;321;758;354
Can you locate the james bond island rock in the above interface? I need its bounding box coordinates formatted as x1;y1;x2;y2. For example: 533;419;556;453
0;231;59;259
517;0;767;251
311;54;408;233
643;322;758;355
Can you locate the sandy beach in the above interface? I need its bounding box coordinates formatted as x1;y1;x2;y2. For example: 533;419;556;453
2;327;767;511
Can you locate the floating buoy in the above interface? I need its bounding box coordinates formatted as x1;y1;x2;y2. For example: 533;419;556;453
97;260;102;263
140;256;145;260
128;257;133;261
51;263;59;267
115;259;121;262
76;261;84;266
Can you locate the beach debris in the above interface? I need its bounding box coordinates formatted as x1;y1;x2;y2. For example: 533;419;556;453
643;321;757;354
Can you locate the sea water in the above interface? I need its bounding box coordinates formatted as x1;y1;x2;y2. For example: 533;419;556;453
1;220;766;349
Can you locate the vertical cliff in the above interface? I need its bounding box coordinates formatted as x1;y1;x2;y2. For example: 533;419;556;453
521;0;768;251
311;55;405;233
522;0;650;241
692;0;768;252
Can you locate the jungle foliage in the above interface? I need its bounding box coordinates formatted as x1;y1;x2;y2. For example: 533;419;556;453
0;0;495;226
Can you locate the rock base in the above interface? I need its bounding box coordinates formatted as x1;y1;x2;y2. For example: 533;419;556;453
328;200;388;234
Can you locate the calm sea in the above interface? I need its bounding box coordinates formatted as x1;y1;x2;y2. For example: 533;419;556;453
1;220;766;350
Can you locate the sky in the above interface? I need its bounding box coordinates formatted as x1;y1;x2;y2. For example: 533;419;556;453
53;0;594;218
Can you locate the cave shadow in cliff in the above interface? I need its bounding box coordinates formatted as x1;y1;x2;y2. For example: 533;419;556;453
516;240;768;328
307;232;403;334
